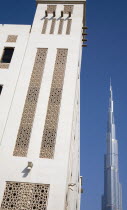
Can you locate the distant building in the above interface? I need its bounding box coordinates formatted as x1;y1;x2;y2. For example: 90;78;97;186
102;84;122;210
0;0;86;210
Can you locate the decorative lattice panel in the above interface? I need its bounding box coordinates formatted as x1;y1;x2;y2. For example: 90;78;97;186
58;19;64;34
50;19;56;34
66;19;72;35
13;48;47;157
42;18;48;34
0;63;9;69
6;35;17;42
47;5;56;13
39;49;68;159
64;5;74;14
1;181;49;210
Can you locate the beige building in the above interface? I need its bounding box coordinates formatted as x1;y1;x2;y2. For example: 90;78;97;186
0;0;86;209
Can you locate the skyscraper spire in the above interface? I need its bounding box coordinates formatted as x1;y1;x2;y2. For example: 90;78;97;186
102;83;122;210
107;81;115;140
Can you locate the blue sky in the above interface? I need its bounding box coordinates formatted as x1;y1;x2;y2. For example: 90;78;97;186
81;0;127;209
0;0;127;210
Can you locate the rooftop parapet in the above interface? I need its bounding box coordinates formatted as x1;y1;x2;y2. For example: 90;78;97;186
36;0;86;25
36;0;86;4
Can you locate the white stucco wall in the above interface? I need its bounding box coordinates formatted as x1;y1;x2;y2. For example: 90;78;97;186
0;2;84;210
0;25;31;144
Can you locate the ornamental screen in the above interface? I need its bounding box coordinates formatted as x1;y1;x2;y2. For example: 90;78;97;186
1;182;49;210
47;5;57;13
66;19;72;35
39;48;68;159
13;48;48;157
64;5;74;14
58;19;64;34
6;35;18;42
42;18;48;34
50;19;56;34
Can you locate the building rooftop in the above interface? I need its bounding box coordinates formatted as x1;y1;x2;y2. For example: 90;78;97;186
36;0;86;4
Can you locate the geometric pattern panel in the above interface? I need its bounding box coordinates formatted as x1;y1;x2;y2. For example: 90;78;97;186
58;19;64;34
47;5;56;13
13;48;48;157
39;49;68;159
0;181;50;210
50;19;56;34
6;35;18;42
42;18;48;34
64;5;74;14
66;19;72;35
0;63;9;69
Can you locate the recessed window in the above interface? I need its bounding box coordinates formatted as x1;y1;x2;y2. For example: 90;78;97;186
1;48;14;63
0;85;3;94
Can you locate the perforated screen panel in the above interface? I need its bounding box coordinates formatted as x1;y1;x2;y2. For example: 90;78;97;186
50;19;56;34
0;63;9;69
39;49;68;159
66;19;72;35
42;18;48;34
1;182;49;210
58;19;64;34
47;5;56;13
64;5;74;14
13;48;48;157
6;35;18;42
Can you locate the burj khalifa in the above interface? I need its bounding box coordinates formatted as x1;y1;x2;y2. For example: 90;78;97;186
101;84;122;210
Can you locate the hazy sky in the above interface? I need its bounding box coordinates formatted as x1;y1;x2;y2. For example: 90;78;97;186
0;0;127;210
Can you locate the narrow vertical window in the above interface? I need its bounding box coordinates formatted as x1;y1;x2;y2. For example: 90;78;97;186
0;85;3;94
50;19;56;34
39;49;68;159
42;18;48;34
66;19;72;35
1;48;14;63
58;19;64;34
0;47;14;69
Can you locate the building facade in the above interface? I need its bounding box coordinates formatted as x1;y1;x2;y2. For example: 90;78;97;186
0;0;86;210
102;84;122;210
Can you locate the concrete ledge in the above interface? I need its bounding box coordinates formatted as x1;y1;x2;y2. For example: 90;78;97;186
36;0;86;4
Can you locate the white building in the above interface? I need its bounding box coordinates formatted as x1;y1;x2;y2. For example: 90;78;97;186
0;0;86;209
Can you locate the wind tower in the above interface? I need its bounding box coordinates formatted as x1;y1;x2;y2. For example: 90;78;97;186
0;0;86;209
102;84;122;210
